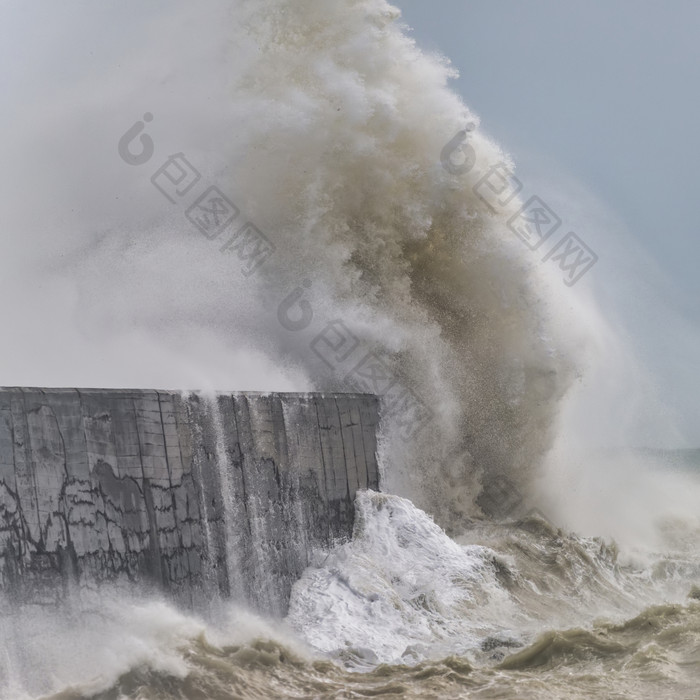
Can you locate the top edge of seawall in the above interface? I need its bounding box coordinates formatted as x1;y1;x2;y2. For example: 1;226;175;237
0;387;378;400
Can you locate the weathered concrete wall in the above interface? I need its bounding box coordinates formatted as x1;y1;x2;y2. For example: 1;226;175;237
0;388;380;615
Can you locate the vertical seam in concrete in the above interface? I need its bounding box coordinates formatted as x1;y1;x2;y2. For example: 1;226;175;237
133;397;161;586
335;399;351;501
23;391;43;550
133;399;148;487
313;399;331;540
9;404;28;559
52;404;72;561
157;391;186;587
230;395;250;526
349;404;362;492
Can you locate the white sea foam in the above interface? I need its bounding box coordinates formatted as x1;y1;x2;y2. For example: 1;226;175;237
287;489;700;669
0;594;307;700
287;490;524;666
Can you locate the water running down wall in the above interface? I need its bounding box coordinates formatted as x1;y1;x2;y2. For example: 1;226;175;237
0;388;380;616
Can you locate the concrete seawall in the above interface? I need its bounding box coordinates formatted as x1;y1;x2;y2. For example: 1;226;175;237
0;388;380;614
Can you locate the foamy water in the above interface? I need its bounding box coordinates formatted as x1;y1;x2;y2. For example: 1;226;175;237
4;484;700;699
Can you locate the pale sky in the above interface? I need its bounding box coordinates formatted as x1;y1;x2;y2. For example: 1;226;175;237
1;1;699;445
395;0;700;445
397;0;700;312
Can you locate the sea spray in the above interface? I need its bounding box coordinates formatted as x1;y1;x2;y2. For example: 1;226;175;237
219;0;579;526
14;0;580;526
286;490;522;665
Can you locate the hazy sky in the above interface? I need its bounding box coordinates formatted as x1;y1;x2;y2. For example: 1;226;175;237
1;1;698;445
395;0;700;444
396;0;700;314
